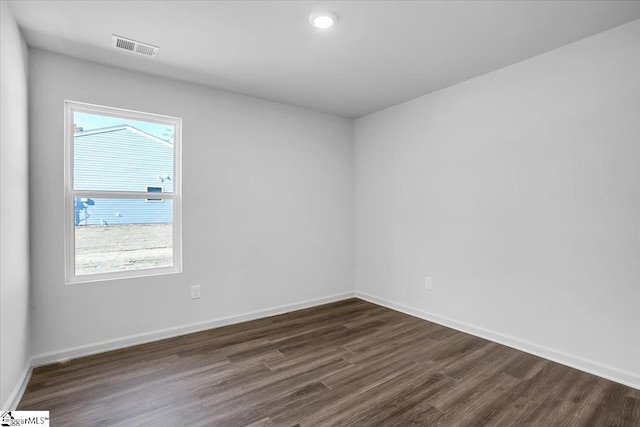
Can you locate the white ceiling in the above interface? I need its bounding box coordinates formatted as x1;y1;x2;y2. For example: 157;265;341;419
8;1;640;118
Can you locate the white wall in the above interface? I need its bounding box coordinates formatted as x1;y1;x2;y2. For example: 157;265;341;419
1;1;31;409
28;49;354;358
355;20;640;387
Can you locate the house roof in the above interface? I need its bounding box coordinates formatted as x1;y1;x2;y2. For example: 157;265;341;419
74;125;173;147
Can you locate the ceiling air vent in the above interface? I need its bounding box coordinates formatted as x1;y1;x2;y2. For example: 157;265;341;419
112;35;159;58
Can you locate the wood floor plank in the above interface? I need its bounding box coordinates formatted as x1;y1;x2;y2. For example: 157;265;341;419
17;298;639;426
296;364;442;426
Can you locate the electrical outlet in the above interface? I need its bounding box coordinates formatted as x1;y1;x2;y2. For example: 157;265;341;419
425;277;433;290
191;284;201;299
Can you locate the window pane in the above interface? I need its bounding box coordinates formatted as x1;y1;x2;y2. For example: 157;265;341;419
74;197;173;275
73;111;175;192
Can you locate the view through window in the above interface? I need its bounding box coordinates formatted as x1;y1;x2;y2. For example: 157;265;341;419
65;101;182;283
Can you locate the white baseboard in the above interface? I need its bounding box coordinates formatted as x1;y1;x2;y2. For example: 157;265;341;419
32;291;356;367
355;290;640;391
27;289;638;392
2;358;32;411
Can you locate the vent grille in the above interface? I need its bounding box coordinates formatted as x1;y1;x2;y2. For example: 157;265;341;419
112;35;159;58
116;38;135;51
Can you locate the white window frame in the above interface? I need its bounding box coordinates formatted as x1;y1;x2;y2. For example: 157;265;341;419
64;100;182;284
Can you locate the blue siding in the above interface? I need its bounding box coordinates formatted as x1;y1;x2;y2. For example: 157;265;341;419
75;197;173;226
74;127;174;225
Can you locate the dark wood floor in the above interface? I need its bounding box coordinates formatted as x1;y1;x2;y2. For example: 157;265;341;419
19;298;640;426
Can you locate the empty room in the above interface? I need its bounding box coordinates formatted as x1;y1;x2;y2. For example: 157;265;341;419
1;0;639;425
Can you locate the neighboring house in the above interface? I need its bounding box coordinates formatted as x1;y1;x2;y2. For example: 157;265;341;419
74;125;174;225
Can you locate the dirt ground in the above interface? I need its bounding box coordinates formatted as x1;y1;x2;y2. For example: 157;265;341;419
75;223;173;275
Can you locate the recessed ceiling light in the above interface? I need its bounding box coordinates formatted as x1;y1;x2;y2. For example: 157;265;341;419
309;11;337;29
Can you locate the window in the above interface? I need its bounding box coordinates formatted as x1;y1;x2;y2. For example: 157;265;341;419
146;186;164;202
65;101;182;283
